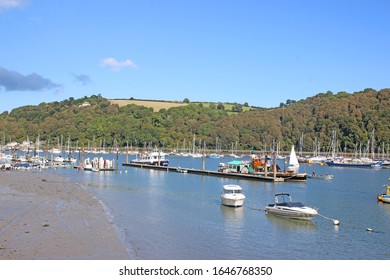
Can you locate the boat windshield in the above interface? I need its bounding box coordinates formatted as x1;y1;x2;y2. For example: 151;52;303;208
275;193;291;203
224;189;242;194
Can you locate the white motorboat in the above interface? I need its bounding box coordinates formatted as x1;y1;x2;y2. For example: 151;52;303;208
131;149;169;166
221;184;245;207
264;193;318;220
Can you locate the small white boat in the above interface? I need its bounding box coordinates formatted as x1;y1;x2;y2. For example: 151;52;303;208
264;193;318;220
176;167;188;173
53;156;64;162
307;172;333;180
221;184;245;207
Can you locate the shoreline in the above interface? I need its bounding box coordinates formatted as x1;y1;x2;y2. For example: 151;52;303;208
0;170;131;260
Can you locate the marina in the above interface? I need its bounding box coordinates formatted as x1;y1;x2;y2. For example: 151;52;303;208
122;148;307;182
29;152;390;260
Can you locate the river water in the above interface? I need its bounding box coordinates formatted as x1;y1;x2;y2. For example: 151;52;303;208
49;154;390;260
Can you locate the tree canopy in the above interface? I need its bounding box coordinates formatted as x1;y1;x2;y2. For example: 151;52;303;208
1;89;389;155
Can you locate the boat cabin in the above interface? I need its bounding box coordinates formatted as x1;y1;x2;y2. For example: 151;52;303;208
222;184;244;194
271;193;305;207
218;160;252;174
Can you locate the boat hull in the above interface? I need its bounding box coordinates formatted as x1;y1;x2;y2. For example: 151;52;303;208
256;172;307;182
130;159;169;166
308;174;333;180
326;161;381;168
221;196;245;207
378;194;390;203
264;205;318;220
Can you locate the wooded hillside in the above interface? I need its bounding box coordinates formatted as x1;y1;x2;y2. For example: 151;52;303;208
1;88;389;154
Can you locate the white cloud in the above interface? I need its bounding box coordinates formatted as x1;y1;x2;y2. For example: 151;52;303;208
0;0;29;10
100;57;139;72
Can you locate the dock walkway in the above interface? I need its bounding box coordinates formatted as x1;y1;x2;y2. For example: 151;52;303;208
122;162;286;182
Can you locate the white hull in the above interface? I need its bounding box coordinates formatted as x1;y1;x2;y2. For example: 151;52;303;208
84;164;93;171
131;159;169;166
264;206;317;220
264;193;317;221
381;195;390;203
308;174;333;180
221;196;245;207
131;150;169;166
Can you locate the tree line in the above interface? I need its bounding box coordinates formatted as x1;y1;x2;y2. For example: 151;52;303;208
1;88;389;155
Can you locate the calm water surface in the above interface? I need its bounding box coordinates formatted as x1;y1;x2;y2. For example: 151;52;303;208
50;154;390;260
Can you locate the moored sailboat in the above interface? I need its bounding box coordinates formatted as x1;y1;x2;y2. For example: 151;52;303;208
287;145;299;172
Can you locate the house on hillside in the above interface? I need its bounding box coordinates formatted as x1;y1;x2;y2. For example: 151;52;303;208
79;102;91;107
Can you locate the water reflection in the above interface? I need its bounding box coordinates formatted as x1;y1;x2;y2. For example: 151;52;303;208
265;213;317;231
220;205;245;255
221;204;245;218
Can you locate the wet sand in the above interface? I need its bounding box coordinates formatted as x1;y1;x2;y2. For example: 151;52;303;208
0;170;130;259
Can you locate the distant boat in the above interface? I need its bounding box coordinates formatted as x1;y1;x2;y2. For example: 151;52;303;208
176;167;188;173
50;148;62;154
307;155;327;164
207;153;223;158
83;156;115;171
131;148;169;166
54;156;64;162
63;156;77;163
326;157;382;168
287;145;299;172
83;158;93;171
377;185;390;203
307;172;334;180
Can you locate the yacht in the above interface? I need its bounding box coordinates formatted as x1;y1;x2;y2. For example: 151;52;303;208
220;184;245;207
264;193;318;220
131;149;169;166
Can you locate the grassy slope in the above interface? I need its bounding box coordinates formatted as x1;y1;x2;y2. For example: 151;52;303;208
109;99;252;112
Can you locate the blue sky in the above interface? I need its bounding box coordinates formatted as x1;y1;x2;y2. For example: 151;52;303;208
0;0;389;113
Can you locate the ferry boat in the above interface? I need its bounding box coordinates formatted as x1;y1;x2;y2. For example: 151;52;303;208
131;149;169;166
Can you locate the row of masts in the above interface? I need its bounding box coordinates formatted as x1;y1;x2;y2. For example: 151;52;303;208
1;130;390;159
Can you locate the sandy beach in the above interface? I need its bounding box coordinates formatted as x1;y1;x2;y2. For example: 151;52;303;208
0;170;130;260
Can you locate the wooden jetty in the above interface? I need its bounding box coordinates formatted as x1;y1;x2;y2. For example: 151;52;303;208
122;162;291;182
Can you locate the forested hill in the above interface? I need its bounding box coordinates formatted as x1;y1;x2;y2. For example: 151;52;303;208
0;88;389;154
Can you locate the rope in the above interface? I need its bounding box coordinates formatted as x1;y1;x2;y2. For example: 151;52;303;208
317;213;335;221
244;205;264;211
246;207;388;234
318;212;386;234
